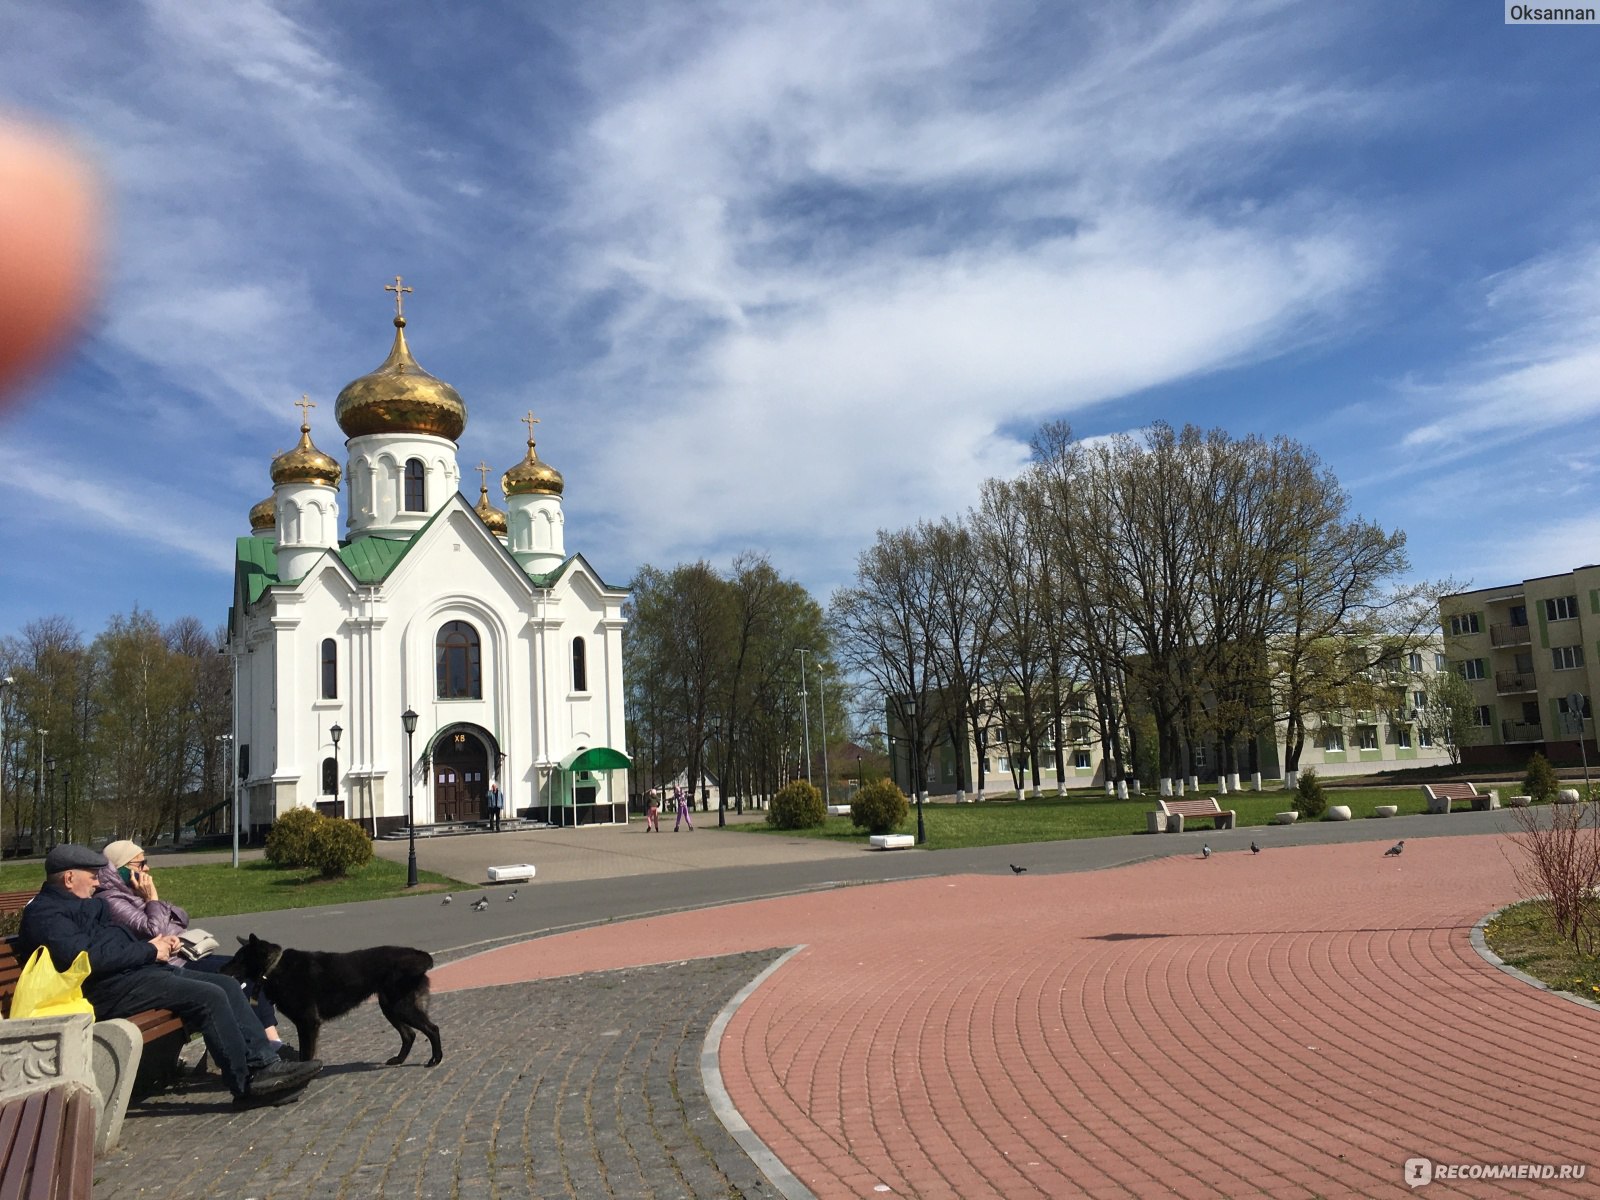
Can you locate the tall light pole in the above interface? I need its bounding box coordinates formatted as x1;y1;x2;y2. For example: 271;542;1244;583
330;723;343;818
796;648;812;784
907;697;925;845
815;657;831;807
0;676;13;852
402;708;419;888
712;713;726;828
44;755;55;851
217;733;236;868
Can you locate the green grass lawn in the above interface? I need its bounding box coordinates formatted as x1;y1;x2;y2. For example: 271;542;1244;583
1483;900;1600;1002
737;786;1443;851
0;856;467;924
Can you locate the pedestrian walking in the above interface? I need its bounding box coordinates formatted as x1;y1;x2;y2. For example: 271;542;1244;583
673;785;693;832
486;779;504;832
645;793;660;832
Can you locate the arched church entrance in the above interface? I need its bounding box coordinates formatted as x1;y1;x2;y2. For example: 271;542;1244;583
432;727;492;823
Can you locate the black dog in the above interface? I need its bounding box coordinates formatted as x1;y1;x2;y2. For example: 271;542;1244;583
224;934;443;1067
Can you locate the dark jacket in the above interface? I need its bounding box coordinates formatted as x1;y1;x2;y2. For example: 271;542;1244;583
15;883;158;1006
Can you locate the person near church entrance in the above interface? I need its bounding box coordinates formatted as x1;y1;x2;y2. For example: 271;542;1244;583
673;785;693;832
486;779;504;832
645;793;660;832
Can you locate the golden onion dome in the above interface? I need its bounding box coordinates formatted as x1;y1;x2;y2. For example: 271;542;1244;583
474;484;508;535
270;410;342;488
502;435;564;497
334;312;466;442
248;494;276;532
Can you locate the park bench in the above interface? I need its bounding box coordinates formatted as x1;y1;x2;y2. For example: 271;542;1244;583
0;1078;95;1199
1422;782;1497;813
1153;796;1237;832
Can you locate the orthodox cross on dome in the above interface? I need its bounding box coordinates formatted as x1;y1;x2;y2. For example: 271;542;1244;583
384;275;413;321
476;461;492;490
522;410;540;444
295;394;316;431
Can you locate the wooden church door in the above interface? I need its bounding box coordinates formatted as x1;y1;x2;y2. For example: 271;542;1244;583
433;734;488;823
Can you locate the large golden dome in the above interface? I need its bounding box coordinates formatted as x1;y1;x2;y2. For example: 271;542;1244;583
503;434;564;497
475;484;508;535
248;494;276;532
271;409;342;488
335;314;466;442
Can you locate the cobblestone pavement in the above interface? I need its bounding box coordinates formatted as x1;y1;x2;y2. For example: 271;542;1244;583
93;951;785;1200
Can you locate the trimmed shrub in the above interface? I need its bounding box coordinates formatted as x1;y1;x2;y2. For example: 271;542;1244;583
304;817;374;878
1524;751;1559;802
1294;768;1328;820
265;807;324;868
767;779;825;830
850;779;910;834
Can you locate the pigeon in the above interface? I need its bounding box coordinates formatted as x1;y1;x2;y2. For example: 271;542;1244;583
506;890;518;902
471;896;489;912
1384;840;1405;857
1250;841;1260;855
1009;864;1027;875
441;894;453;905
1201;844;1211;859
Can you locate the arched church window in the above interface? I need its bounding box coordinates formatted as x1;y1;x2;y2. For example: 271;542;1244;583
437;620;482;699
572;636;588;693
320;638;337;700
404;458;426;512
321;756;337;795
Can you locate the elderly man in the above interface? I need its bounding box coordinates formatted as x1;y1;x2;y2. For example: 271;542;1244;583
16;843;322;1107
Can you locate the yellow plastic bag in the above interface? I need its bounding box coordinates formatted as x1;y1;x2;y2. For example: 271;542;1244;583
9;947;93;1019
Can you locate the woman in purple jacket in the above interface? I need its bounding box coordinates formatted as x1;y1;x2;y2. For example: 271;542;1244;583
95;839;285;1050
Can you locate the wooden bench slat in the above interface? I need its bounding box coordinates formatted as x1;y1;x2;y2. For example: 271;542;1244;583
0;1093;46;1200
22;1090;63;1200
54;1092;94;1200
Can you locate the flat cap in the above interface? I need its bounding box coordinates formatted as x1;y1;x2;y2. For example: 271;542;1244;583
45;843;107;874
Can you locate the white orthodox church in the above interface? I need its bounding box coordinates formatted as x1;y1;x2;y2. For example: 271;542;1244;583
226;281;630;834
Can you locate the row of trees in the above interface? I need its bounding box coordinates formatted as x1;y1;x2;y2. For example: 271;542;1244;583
623;554;852;814
831;421;1456;796
0;610;230;852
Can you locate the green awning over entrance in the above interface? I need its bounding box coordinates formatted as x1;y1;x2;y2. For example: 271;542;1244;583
558;746;632;772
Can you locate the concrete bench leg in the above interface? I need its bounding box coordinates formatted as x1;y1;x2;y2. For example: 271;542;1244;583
91;1019;142;1153
1167;814;1184;833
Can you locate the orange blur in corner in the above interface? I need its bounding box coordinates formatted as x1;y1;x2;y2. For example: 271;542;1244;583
0;117;101;408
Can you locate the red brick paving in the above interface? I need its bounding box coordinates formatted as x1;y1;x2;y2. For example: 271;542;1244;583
433;835;1600;1197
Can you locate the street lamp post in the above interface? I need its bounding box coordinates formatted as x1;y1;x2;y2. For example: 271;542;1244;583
907;697;924;845
712;714;726;828
44;756;56;851
795;649;812;784
330;723;343;818
816;659;831;808
217;733;236;868
402;708;419;888
34;730;47;859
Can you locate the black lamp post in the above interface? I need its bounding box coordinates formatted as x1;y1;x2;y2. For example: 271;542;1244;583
44;755;55;851
857;753;864;788
713;714;726;828
329;723;343;817
907;697;924;845
402;708;418;887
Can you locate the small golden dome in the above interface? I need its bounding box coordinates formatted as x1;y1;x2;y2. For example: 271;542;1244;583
335;315;467;442
249;494;276;532
475;484;508;535
270;409;342;488
502;435;564;497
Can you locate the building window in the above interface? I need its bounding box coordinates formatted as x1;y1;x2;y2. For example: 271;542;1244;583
1392;726;1412;748
1408;652;1423;672
1359;728;1378;751
1458;659;1486;681
1324;727;1345;752
404;458;426;512
1419;727;1433;747
1510;604;1528;627
1553;645;1585;671
1449;613;1480;636
1434;653;1447;671
1413;690;1427;712
321;756;337;795
1559;694;1592;718
1473;705;1492;728
320;638;337;700
572;636;588;692
436;620;482;699
1073;749;1091;769
1546;595;1579;622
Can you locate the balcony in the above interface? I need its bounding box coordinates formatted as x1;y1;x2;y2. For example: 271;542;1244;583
1502;720;1544;744
1495;669;1537;694
1491;622;1532;647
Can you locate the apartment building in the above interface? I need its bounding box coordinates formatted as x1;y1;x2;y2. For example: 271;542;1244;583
1440;566;1600;765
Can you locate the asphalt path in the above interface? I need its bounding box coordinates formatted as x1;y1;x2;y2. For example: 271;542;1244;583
196;806;1529;961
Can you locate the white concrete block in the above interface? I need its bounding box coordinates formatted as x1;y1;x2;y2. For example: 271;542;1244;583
869;834;915;850
487;863;537;883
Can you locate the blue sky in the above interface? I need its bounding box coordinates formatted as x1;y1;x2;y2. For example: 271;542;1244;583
2;1;1598;639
